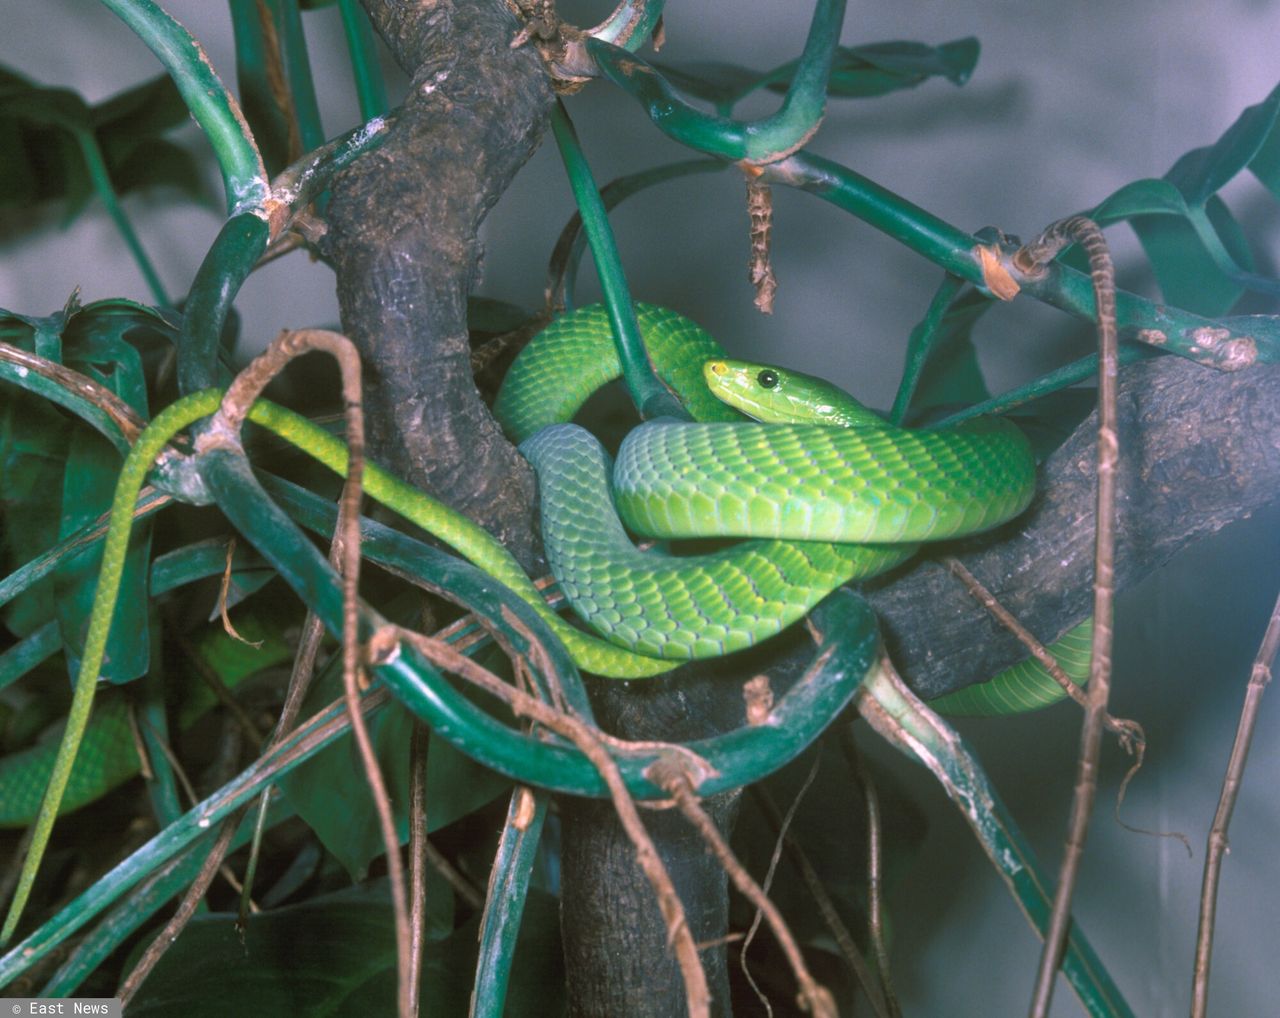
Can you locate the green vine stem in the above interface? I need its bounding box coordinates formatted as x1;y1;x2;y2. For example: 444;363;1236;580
272;0;325;154
547;158;725;311
177;214;269;394
585;46;1279;367
99;0;268;215
471;788;549;1016
587;0;846;163
588;0;666;49
338;0;389;120
857;662;1133;1018
550;101;686;420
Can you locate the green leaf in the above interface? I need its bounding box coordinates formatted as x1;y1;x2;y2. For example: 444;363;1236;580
821;37;980;98
0;66;210;223
1129;212;1244;316
1090;177;1190;223
110;137;210;205
125;882;565;1018
123;881;453;1018
54;429;152;686
1248;104;1280;200
654;36;980;110
280;652;511;879
1166;82;1280;207
909;289;993;414
92;73;190;140
0;389;70;637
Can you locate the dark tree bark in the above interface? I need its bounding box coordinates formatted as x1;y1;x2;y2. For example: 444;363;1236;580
324;0;552;570
867;356;1280;699
318;5;1280;1015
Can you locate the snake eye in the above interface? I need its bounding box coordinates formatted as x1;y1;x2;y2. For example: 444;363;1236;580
757;369;779;389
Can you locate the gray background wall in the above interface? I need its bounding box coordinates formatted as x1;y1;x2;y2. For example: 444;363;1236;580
4;2;1279;1015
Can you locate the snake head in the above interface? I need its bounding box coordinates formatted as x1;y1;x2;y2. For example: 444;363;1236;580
703;358;883;427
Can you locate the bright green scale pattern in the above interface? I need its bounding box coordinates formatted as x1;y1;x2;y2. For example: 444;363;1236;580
497;303;1088;702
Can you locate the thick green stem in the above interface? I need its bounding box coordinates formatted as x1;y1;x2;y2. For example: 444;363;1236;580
99;0;267;214
338;0;389;119
550;101;685;420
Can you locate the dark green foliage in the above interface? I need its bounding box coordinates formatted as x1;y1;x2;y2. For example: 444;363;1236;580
0;67;210;221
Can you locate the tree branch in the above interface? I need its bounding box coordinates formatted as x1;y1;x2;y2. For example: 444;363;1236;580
867;356;1280;699
324;0;554;570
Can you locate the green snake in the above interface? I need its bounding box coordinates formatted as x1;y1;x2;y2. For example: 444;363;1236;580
2;304;1090;934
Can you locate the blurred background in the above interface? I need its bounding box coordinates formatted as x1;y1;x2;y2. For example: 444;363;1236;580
3;2;1278;1014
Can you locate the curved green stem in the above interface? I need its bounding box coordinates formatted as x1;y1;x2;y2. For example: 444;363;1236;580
99;0;268;215
178;213;270;394
588;0;666;50
587;0;846;163
338;0;389;119
550;101;685;421
548;158;725;311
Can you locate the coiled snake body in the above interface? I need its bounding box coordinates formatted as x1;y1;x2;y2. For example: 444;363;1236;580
1;303;1091;827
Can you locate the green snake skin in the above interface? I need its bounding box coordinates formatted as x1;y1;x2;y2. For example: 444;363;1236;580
2;303;1084;836
495;303;1052;679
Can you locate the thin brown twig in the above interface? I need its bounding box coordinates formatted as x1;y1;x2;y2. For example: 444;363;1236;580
1190;587;1280;1018
118;807;247;1004
943;557;1143;750
739;757;821;1018
0;341;147;442
198;329;415;1017
650;758;837;1018
407;718;429;1015
744;168;778;314
750;782;888;1018
217;537;262;648
1015;216;1119;1018
372;626;712;1018
835;728;902;1018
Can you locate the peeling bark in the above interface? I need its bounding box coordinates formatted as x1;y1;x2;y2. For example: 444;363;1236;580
324;0;552;570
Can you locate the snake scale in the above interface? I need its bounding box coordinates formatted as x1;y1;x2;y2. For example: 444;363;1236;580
1;303;1090;829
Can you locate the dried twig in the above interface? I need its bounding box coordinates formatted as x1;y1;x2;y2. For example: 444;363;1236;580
0;341;147;442
217;537;262;648
374;627;712;1018
1014;217;1119;1018
740;756;821;1017
1190;588;1280;1018
197;329;415;1016
408;719;429;1014
943;557;1143;750
835;729;902;1018
751;780;890;1017
744;169;778;314
650;758;837;1018
118;808;247;1005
